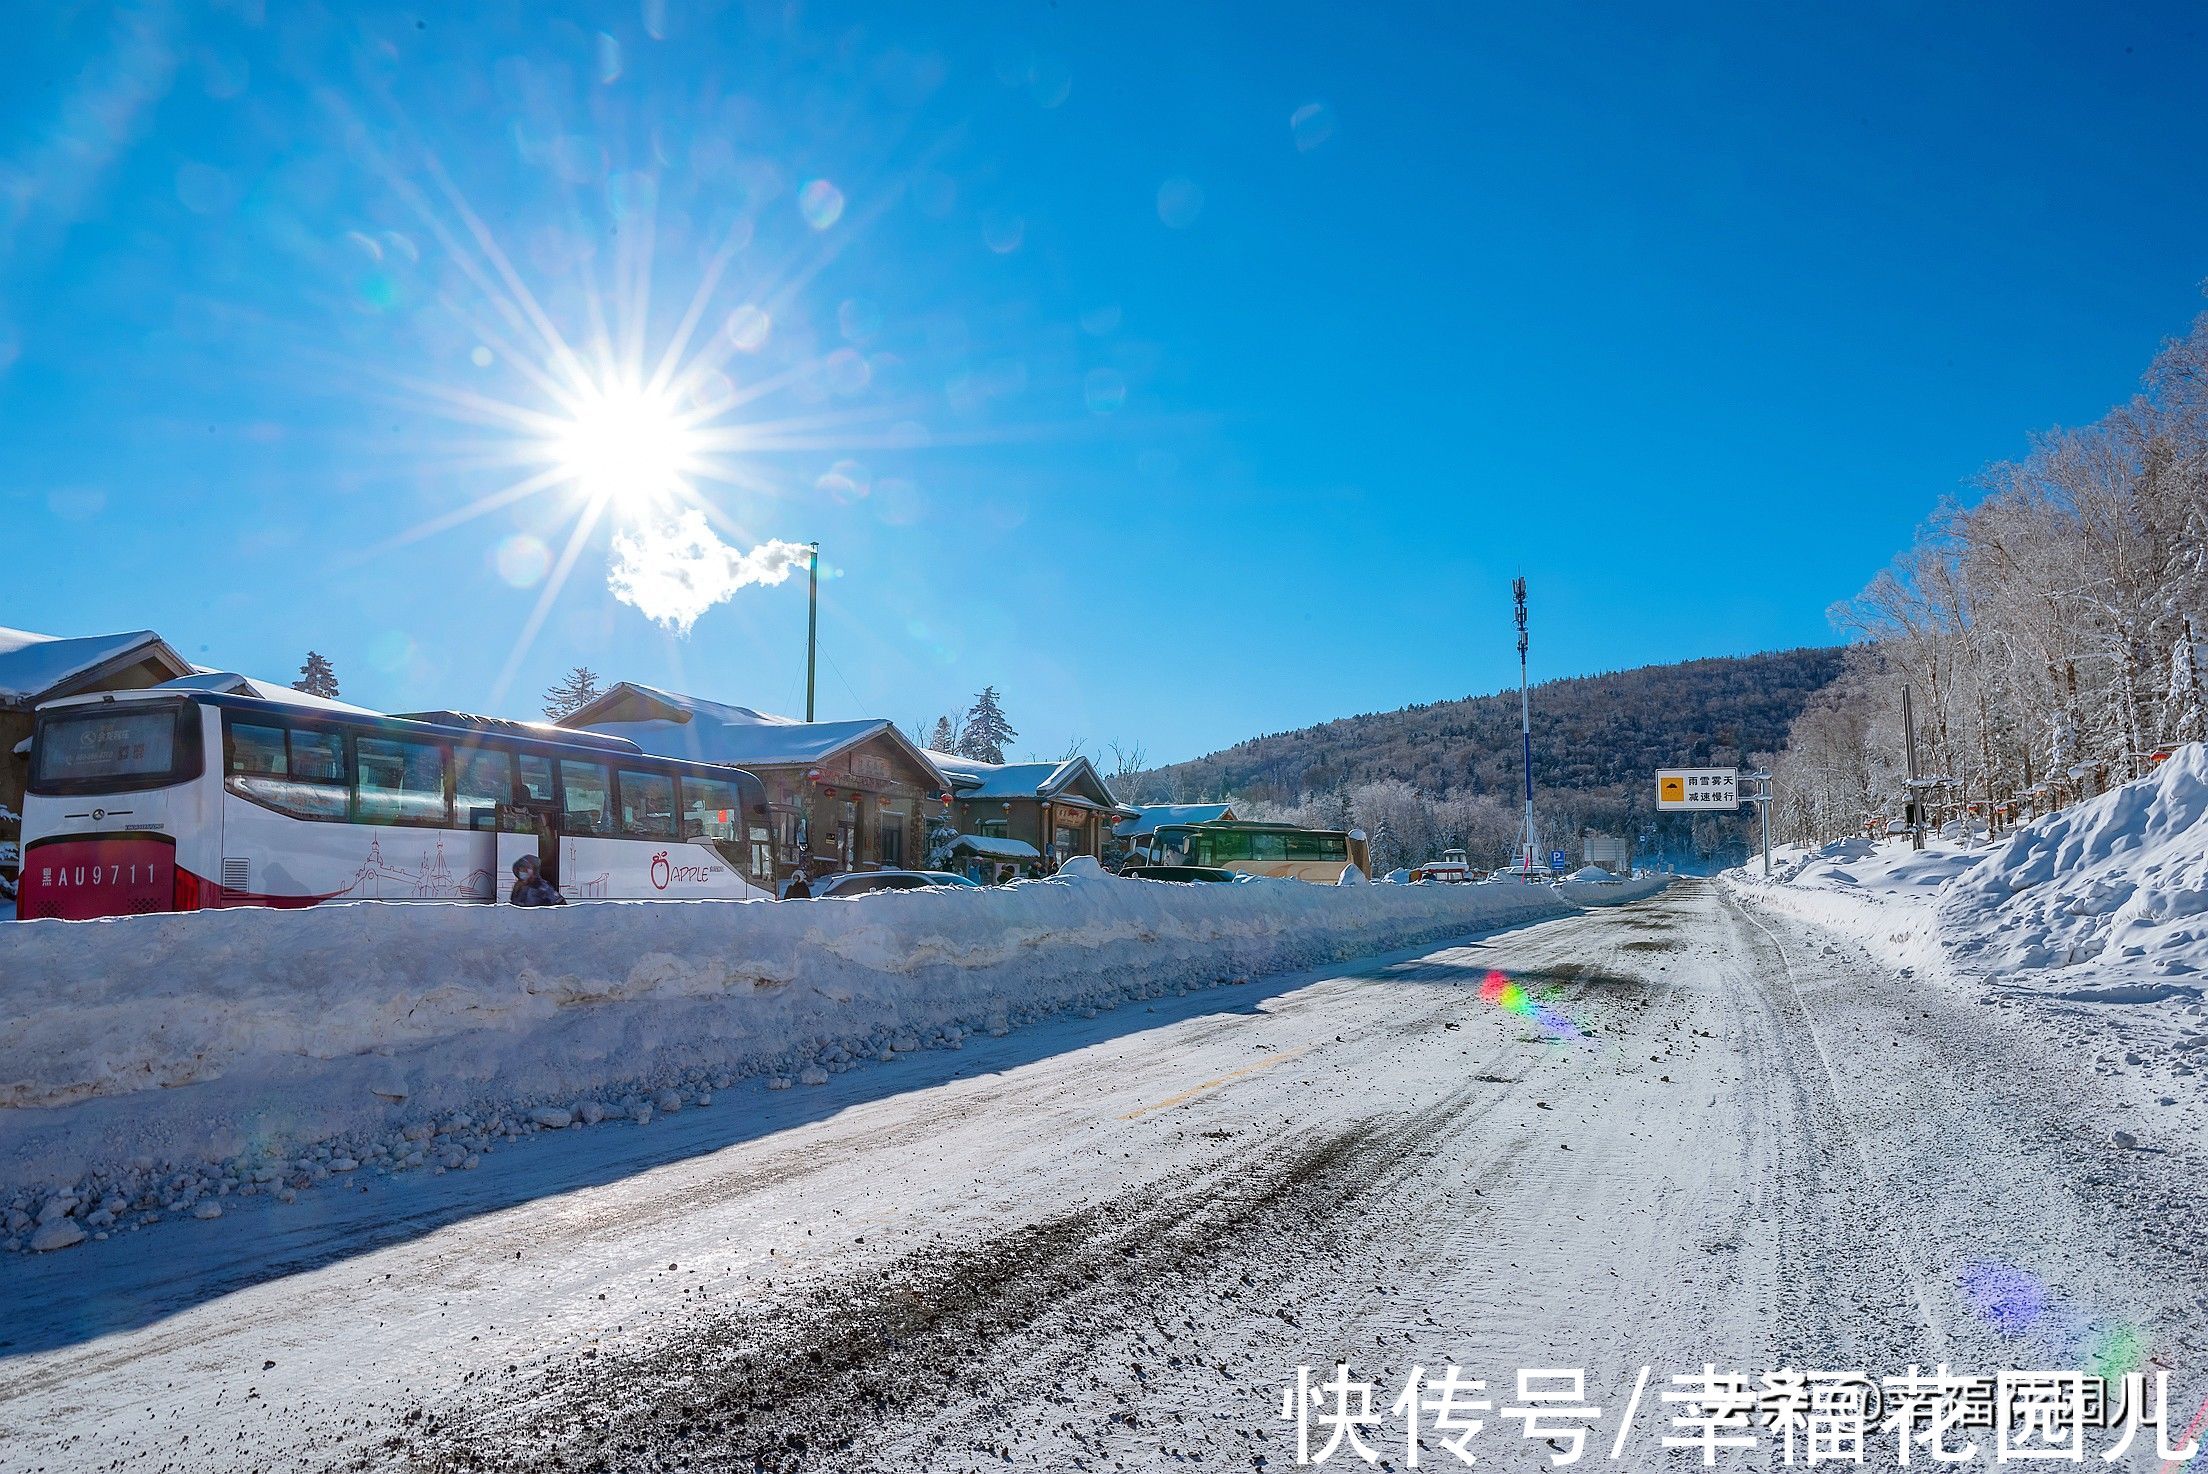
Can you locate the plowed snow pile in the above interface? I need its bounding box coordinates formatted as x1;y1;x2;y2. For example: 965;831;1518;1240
0;871;1663;1242
1941;741;2208;1002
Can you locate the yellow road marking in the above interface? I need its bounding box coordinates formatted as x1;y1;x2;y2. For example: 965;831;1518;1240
1119;1045;1313;1120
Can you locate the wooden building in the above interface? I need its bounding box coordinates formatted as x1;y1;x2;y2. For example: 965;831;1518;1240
562;683;949;881
928;750;1132;869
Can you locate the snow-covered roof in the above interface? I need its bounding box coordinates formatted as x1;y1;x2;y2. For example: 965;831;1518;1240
159;671;380;716
567;682;946;782
923;749;996;789
948;833;1042;860
0;626;190;706
923;749;1121;807
1115;803;1237;838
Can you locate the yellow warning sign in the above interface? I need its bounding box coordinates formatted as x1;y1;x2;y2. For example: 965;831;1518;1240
1659;774;1685;804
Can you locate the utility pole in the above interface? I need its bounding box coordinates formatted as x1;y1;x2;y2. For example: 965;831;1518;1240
1743;770;1773;879
1514;577;1535;874
1902;682;1924;851
805;542;820;723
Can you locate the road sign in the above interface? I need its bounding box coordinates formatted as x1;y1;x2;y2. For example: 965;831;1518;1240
1548;850;1568;872
1657;767;1739;811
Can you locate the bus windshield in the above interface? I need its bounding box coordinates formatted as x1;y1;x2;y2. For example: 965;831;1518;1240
30;705;194;792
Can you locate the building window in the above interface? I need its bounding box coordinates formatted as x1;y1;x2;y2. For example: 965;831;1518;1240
978;818;1008;838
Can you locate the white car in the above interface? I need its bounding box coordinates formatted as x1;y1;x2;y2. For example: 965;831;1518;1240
802;869;981;899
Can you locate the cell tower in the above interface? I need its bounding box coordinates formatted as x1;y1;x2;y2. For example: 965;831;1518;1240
1514;577;1536;873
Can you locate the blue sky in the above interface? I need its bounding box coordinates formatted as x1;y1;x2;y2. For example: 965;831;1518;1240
5;1;2206;765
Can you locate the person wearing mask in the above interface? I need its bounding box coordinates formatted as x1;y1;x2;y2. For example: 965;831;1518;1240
508;854;566;907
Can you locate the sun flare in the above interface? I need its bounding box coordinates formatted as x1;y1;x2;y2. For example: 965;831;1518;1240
546;378;698;512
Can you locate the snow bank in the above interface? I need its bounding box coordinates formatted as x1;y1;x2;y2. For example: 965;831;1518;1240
0;874;1664;1231
1728;746;2208;1135
1940;742;2208;992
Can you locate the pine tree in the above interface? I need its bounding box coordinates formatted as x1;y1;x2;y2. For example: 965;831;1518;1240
542;666;603;722
929;715;959;753
957;687;1017;764
293;651;340;699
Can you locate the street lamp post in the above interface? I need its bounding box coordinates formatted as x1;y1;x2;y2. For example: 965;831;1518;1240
805;541;820;723
1514;578;1535;874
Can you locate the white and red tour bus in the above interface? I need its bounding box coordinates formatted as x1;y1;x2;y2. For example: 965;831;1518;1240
17;689;776;920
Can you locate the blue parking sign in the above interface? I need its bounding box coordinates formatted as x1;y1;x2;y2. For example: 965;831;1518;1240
1548;850;1568;872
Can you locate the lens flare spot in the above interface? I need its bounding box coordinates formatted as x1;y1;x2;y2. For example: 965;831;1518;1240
982;210;1025;254
799;179;845;230
2081;1322;2148;1381
838;297;882;343
1290;101;1337;152
368;630;417;673
1084;367;1127;414
816;459;870;503
493;533;552;588
1958;1262;2048;1334
1156;176;1204;229
824;347;872;395
724;305;771;352
1479;969;1584;1041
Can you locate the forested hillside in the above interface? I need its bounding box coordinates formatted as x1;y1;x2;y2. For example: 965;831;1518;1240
1769;310;2208;847
1124;647;1847;869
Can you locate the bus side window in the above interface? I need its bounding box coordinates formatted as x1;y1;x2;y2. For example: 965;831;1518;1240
616;768;676;840
517;753;555;805
285;729;350;819
356;736;451;826
559;760;611;836
456;748;514;829
1251;833;1288;862
228;723;287;777
680;775;742;841
226;721;346;821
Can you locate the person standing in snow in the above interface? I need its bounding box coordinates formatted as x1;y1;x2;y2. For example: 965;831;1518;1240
781;864;813;900
508;854;566;907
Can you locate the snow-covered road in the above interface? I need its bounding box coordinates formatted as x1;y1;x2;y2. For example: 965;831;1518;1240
3;882;2202;1471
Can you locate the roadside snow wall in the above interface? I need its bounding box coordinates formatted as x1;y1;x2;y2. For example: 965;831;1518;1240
1938;740;2208;996
0;873;1663;1200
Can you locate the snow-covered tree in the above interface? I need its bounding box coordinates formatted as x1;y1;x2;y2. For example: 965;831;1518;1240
957;687;1017;764
292;651;340;699
923;810;960;867
929;714;960;753
1771;305;2208;825
2170;618;2206;743
541;667;603;722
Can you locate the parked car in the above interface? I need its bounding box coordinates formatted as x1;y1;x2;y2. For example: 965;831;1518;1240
809;869;958;899
1123;864;1241;884
916;871;982;888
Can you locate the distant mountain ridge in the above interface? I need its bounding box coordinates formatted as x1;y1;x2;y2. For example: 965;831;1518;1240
1134;647;1850;813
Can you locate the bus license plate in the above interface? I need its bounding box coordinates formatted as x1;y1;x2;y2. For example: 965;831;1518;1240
19;837;175;920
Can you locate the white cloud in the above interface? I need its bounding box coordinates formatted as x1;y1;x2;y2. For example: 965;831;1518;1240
606;510;808;634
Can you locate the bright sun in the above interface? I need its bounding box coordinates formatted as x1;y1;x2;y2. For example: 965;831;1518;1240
548;379;697;511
